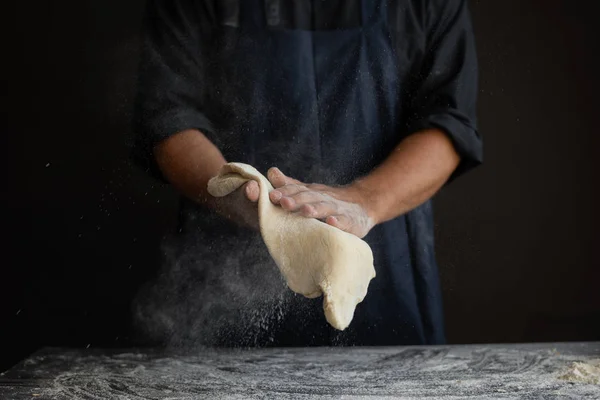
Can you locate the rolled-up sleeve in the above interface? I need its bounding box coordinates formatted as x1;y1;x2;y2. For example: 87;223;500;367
407;0;483;180
130;0;215;181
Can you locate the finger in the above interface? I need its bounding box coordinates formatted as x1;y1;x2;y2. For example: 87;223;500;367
244;181;260;202
279;196;297;211
326;215;353;232
274;184;309;197
269;184;308;204
268;167;303;188
298;201;338;219
280;190;327;211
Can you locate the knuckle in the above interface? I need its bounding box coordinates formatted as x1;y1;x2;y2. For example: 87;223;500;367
302;204;315;216
310;201;328;216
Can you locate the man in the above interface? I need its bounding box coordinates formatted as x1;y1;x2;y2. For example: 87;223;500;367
132;0;482;347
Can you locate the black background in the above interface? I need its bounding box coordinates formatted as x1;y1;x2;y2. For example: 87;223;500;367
2;0;599;372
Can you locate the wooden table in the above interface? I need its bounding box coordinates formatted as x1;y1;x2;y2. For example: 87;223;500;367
1;342;599;399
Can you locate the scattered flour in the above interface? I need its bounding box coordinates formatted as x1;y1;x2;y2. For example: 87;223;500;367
559;359;600;385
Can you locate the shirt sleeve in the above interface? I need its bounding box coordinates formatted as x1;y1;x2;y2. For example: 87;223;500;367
130;0;215;181
407;0;483;181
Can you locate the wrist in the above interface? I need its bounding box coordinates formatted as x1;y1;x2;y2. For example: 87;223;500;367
346;179;382;226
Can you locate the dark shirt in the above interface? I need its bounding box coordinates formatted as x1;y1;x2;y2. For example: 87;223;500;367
132;0;483;347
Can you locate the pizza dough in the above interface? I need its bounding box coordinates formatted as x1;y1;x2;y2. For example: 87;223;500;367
207;162;376;330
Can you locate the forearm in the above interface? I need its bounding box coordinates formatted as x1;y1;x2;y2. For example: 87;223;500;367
353;129;460;224
154;129;226;207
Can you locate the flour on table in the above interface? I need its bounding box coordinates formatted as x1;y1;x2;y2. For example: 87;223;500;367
558;359;600;385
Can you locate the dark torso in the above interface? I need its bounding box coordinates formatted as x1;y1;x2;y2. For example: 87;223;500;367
135;0;456;347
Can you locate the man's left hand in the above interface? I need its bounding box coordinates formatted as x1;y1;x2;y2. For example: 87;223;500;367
267;168;376;238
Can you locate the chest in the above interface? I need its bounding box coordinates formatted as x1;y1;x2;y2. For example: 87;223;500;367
204;0;428;66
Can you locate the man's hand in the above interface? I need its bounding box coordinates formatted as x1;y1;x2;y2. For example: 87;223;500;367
155;129;263;231
263;129;460;238
266;168;376;238
212;181;261;231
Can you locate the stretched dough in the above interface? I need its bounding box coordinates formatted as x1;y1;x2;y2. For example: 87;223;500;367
207;162;376;330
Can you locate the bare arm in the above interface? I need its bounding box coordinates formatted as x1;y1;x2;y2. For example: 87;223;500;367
353;128;460;225
154;129;260;229
268;128;459;237
154;129;226;206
